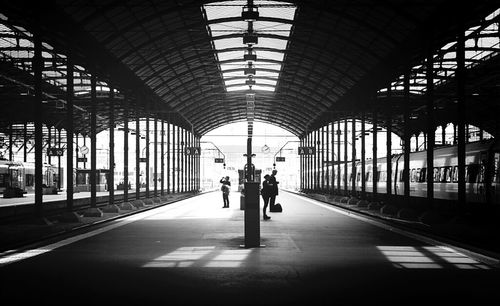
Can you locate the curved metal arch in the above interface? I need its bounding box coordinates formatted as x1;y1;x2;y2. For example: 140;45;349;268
175;84;328;119
141;44;357;96
153;67;346;120
199;116;301;137
182;91;314;121
149;50;353;104
195;110;303;136
181;94;313;126
129;29;374;88
178;95;313;125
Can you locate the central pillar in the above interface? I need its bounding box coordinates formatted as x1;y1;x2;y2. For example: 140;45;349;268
243;137;261;248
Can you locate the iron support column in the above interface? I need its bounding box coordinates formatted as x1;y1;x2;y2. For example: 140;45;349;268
33;27;43;217
331;122;335;193
372;111;378;199
344;119;348;195
426;49;435;205
66;53;74;208
325;124;329;192
145;107;150;198
123;102;129;202
351;118;356;195
404;74;411;201
90;74;97;208
135;104;140;199
337;121;341;192
387;111;392;196
361;113;366;199
167;120;171;194
161;120;165;195
154;115;158;197
456;20;467;209
109;87;115;205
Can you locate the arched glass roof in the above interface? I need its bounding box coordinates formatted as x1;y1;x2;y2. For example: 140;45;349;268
203;0;296;92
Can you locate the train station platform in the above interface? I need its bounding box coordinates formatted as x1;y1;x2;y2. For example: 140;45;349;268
0;190;499;305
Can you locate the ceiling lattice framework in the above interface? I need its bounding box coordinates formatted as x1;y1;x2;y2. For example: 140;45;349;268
0;0;499;140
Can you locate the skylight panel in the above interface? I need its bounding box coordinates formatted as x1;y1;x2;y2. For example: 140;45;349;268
203;0;296;92
213;37;242;50
217;50;245;61
257;50;284;61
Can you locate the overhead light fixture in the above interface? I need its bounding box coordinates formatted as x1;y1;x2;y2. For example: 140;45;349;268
244;62;256;75
244;48;257;61
242;6;259;21
243;33;258;45
246;79;256;86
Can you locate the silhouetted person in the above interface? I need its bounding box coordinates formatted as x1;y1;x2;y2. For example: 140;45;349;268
269;169;279;211
220;176;231;208
261;174;272;220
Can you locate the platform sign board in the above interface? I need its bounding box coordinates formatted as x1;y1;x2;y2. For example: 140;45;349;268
214;158;224;163
276;157;286;162
48;148;64;156
77;157;87;162
139;157;147;163
185;147;201;155
298;147;315;155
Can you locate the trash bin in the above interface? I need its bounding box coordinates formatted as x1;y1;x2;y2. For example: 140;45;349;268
240;194;245;210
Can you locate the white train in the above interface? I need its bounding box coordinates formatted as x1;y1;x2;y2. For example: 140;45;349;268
305;139;500;204
0;160;61;197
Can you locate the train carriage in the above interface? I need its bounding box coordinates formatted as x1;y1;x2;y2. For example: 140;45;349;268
304;139;499;205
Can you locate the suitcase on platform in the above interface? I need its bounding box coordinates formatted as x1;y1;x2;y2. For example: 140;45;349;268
270;203;282;213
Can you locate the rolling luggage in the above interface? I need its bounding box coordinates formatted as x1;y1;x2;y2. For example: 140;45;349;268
270;203;282;213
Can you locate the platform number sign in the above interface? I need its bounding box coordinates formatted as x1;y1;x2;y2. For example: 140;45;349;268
48;148;64;156
276;157;286;162
185;147;201;155
298;147;315;155
214;158;224;163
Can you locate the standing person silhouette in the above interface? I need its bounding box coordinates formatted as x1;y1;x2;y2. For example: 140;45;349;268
261;174;272;220
220;176;231;208
269;169;279;211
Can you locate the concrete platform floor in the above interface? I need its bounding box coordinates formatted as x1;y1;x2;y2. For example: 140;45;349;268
0;191;499;305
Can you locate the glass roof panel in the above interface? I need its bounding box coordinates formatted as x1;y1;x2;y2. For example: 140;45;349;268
256;50;284;61
217;50;245;61
203;1;296;92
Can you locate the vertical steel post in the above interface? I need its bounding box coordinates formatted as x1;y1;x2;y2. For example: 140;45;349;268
331;122;335;194
404;73;411;201
33;27;43;217
325;124;329;192
23;123;28;162
337;121;341;191
361;112;366;199
456;19;467;209
154;115;158;197
66;52;74;209
109;87;115;205
145;106;150;198
426;49;435;206
344;119;348;195
90;74;97;208
135;103;140;199
351;118;356;195
387;111;392;196
161;119;165;196
167;120;171;194
123;102;129;203
372;111;378;199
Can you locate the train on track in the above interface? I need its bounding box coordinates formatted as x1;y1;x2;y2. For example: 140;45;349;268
0;160;61;197
305;139;500;204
